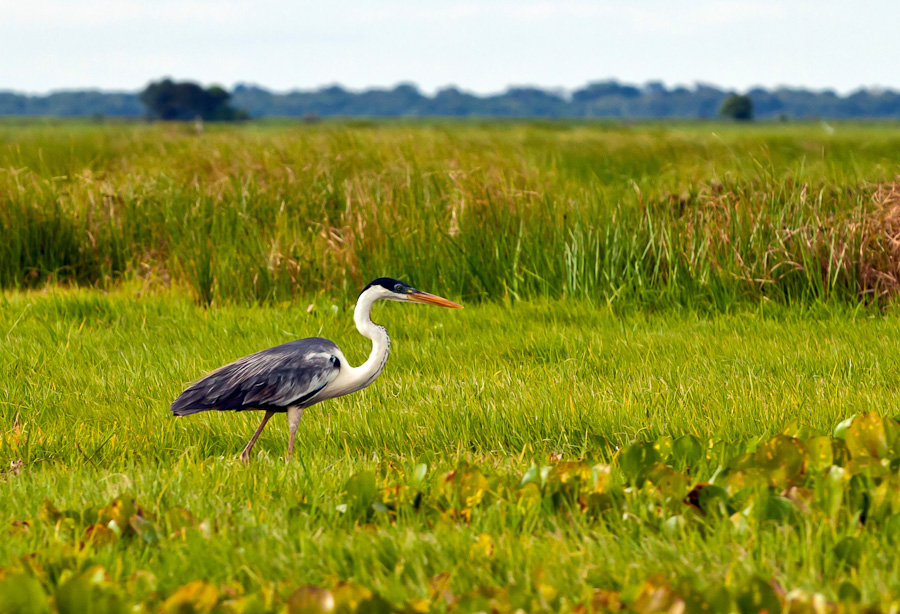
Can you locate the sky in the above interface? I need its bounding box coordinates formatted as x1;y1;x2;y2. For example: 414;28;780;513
1;0;898;95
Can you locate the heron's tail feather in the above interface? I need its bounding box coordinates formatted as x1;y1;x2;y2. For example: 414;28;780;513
170;396;213;416
170;405;210;416
170;384;224;416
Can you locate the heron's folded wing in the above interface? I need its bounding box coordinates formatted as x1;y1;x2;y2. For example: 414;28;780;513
171;339;341;415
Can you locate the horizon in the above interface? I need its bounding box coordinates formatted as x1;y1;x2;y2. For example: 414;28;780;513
6;78;900;99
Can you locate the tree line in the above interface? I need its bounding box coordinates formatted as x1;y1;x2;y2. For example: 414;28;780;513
1;79;899;120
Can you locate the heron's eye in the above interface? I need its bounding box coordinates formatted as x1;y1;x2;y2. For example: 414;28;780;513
394;283;404;293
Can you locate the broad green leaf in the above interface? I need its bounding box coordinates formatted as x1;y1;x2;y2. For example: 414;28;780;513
586;589;622;612
440;468;489;510
662;514;685;535
343;471;377;509
56;567;128;614
403;598;429;614
753;435;805;487
0;574;50;614
83;523;117;546
764;495;797;523
721;468;768;496
619;441;662;483
687;584;731;614
817;466;846;519
845;413;889;459
631;576;685;614
886;514;900;546
685;483;731;516
413;463;428;483
161;580;219;614
805;436;833;472
520;465;541;487
330;581;381;613
215;594;267;614
834;415;856;440
355;594;392;614
287;586;334;614
97;498;141;537
641;463;690;499
837;582;862;603
871;478;900;521
130;515;160;545
845;456;890;478
653;436;673;459
736;577;781;614
672;435;703;469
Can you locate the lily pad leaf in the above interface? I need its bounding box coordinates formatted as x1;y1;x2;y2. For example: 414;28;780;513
845;413;890;459
672;435;703;470
287;586;335;614
619;442;662;483
753;435;805;487
736;577;781;614
834;415;856;440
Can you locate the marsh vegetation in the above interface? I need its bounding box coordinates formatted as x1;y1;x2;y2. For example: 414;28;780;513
2;121;900;612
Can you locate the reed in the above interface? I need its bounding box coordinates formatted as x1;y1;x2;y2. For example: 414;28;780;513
2;121;899;307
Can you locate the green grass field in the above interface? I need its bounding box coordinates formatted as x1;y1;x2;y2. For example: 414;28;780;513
2;122;900;613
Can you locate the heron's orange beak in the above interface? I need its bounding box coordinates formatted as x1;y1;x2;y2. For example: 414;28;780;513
409;291;463;308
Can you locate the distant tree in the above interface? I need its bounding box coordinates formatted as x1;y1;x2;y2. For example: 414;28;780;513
493;87;568;116
139;79;248;121
720;94;754;121
5;80;900;119
428;87;480;116
644;81;667;96
572;80;641;102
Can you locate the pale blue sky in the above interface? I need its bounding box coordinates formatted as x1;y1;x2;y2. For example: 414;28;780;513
1;0;897;94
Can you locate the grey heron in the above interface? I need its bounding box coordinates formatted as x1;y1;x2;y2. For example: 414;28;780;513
170;278;462;463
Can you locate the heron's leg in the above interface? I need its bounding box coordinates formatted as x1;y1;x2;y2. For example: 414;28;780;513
286;406;304;460
240;410;275;464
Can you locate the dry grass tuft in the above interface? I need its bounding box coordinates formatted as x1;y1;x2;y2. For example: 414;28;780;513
856;182;900;299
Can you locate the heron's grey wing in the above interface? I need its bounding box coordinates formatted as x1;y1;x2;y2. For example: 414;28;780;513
171;338;341;416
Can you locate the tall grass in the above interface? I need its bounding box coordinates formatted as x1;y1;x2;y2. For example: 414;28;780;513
1;121;899;306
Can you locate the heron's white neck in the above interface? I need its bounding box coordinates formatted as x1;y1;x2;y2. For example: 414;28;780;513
340;288;391;393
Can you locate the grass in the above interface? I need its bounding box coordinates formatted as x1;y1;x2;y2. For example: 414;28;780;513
3;288;900;612
2;121;900;307
3;121;900;612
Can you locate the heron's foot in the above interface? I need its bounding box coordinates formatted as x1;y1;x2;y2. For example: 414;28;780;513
239;450;251;464
287;430;297;462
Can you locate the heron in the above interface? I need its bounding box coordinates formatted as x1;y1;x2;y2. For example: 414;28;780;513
170;278;462;463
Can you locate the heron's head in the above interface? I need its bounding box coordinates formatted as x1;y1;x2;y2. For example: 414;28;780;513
361;277;463;308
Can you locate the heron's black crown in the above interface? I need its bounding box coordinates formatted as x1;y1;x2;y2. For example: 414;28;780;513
362;277;415;295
